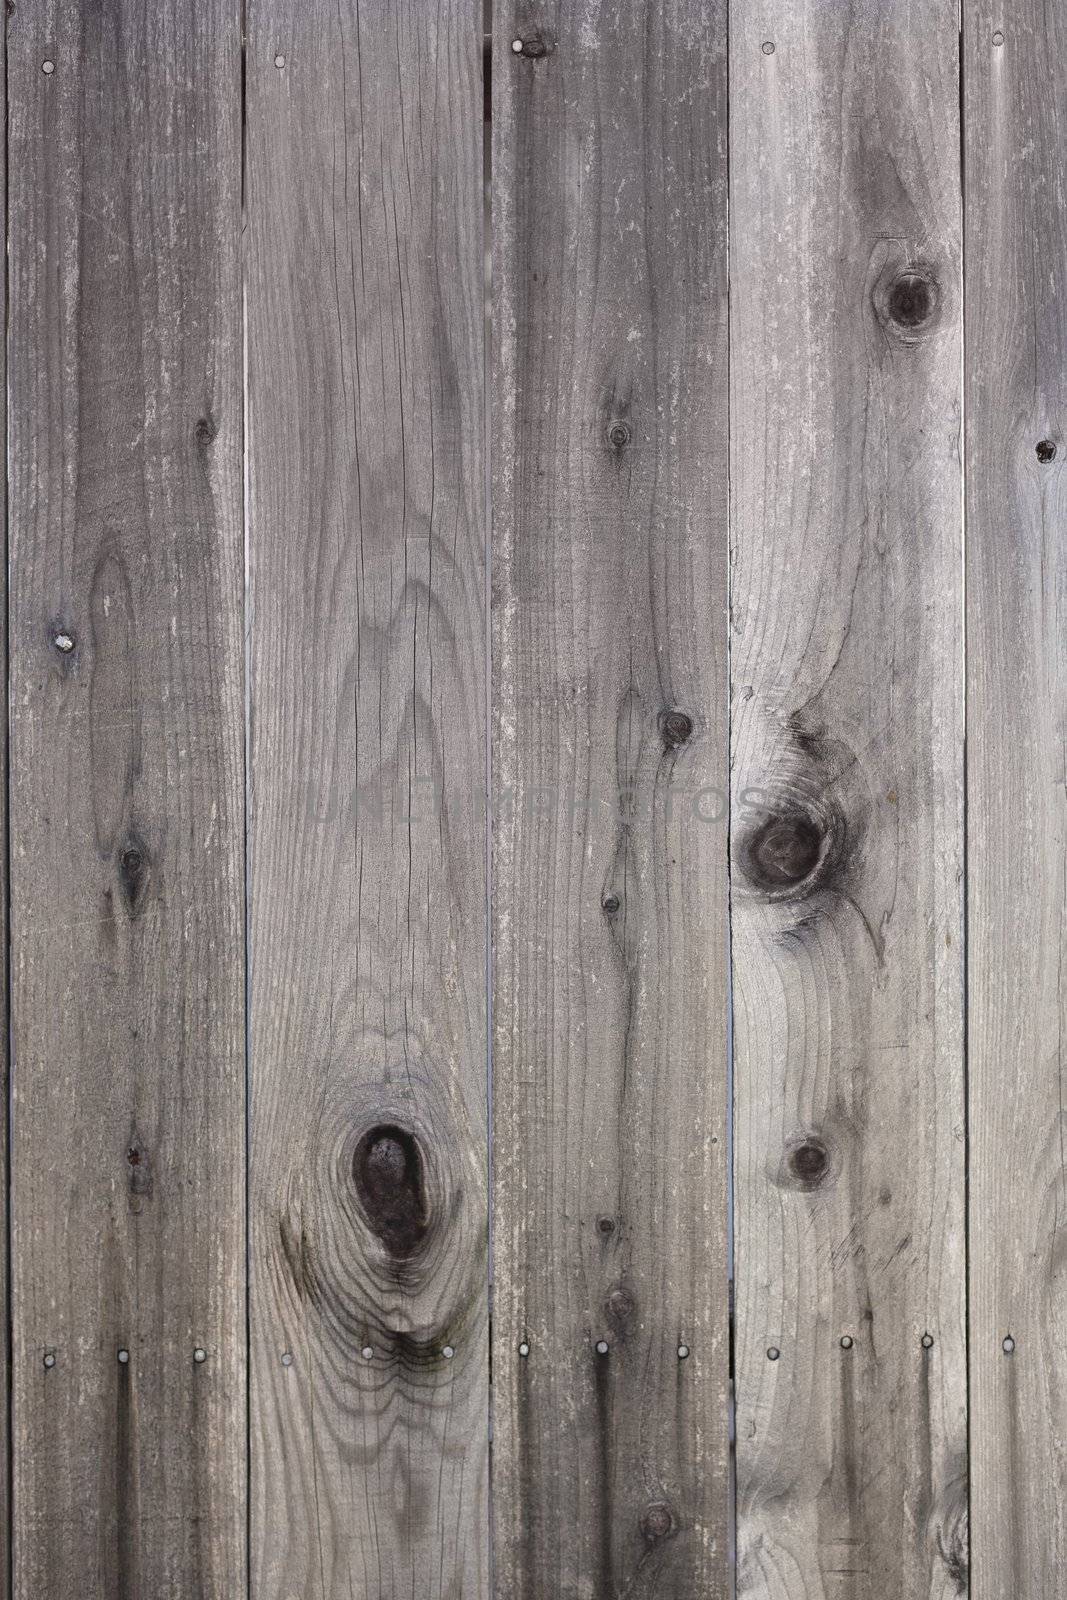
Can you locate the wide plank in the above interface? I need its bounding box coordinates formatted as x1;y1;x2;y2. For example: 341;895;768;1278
491;3;731;1593
7;1;245;1593
245;3;489;1595
729;3;967;1594
965;3;1067;1593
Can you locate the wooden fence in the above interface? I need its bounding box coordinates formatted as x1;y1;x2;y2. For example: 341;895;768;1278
1;0;1063;1595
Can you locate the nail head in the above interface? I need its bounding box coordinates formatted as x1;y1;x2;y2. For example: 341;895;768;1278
767;1346;780;1361
43;1352;56;1369
992;29;1004;46
274;53;285;68
677;1343;690;1360
42;59;55;74
840;1334;854;1349
921;1332;934;1349
762;41;775;55
281;1351;293;1367
193;1347;207;1364
518;1340;530;1357
511;38;523;53
1003;1334;1015;1354
53;632;75;654
442;1345;455;1359
117;1348;130;1364
361;1345;374;1361
595;1339;609;1355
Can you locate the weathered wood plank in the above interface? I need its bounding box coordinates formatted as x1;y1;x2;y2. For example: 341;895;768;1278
729;3;967;1594
245;4;488;1596
0;13;7;1595
965;5;1067;1593
491;4;730;1594
7;2;245;1594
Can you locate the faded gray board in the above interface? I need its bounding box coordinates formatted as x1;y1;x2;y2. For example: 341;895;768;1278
965;2;1067;1594
245;2;489;1596
729;1;967;1593
7;0;246;1594
492;2;731;1594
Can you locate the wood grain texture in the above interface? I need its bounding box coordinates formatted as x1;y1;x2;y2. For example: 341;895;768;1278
729;3;967;1595
492;4;730;1594
7;2;245;1595
965;4;1067;1593
245;4;488;1596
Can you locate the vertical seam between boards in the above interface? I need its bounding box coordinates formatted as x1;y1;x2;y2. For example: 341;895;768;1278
958;7;972;1595
724;1;737;1592
239;1;251;1595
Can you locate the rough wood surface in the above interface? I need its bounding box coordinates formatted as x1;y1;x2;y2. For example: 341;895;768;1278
7;2;245;1594
245;4;488;1596
729;3;967;1594
965;4;1067;1593
491;3;731;1594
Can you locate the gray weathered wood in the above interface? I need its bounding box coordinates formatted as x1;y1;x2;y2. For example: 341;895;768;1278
245;4;488;1596
7;2;245;1593
965;4;1067;1593
729;3;967;1593
491;3;730;1593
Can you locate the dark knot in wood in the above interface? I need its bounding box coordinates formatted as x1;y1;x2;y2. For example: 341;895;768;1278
787;1135;831;1189
516;35;547;58
353;1124;429;1258
1036;439;1057;463
641;1502;675;1543
661;709;693;750
887;273;934;328
606;420;631;451
194;413;218;449
744;811;824;891
118;836;151;915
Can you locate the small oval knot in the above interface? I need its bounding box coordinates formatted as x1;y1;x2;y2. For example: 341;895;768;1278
194;413;218;449
786;1134;832;1189
353;1125;429;1258
607;420;631;451
118;836;151;915
661;709;693;750
743;811;824;891
641;1501;675;1543
887;272;934;328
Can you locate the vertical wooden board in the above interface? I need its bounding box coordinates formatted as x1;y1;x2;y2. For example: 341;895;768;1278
492;4;730;1594
0;12;7;1593
729;3;966;1595
245;4;488;1597
7;2;245;1595
965;5;1067;1592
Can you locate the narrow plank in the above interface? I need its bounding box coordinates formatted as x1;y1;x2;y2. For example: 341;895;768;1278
245;4;489;1596
7;2;245;1594
729;3;967;1594
491;3;730;1593
965;4;1067;1592
0;11;8;1591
